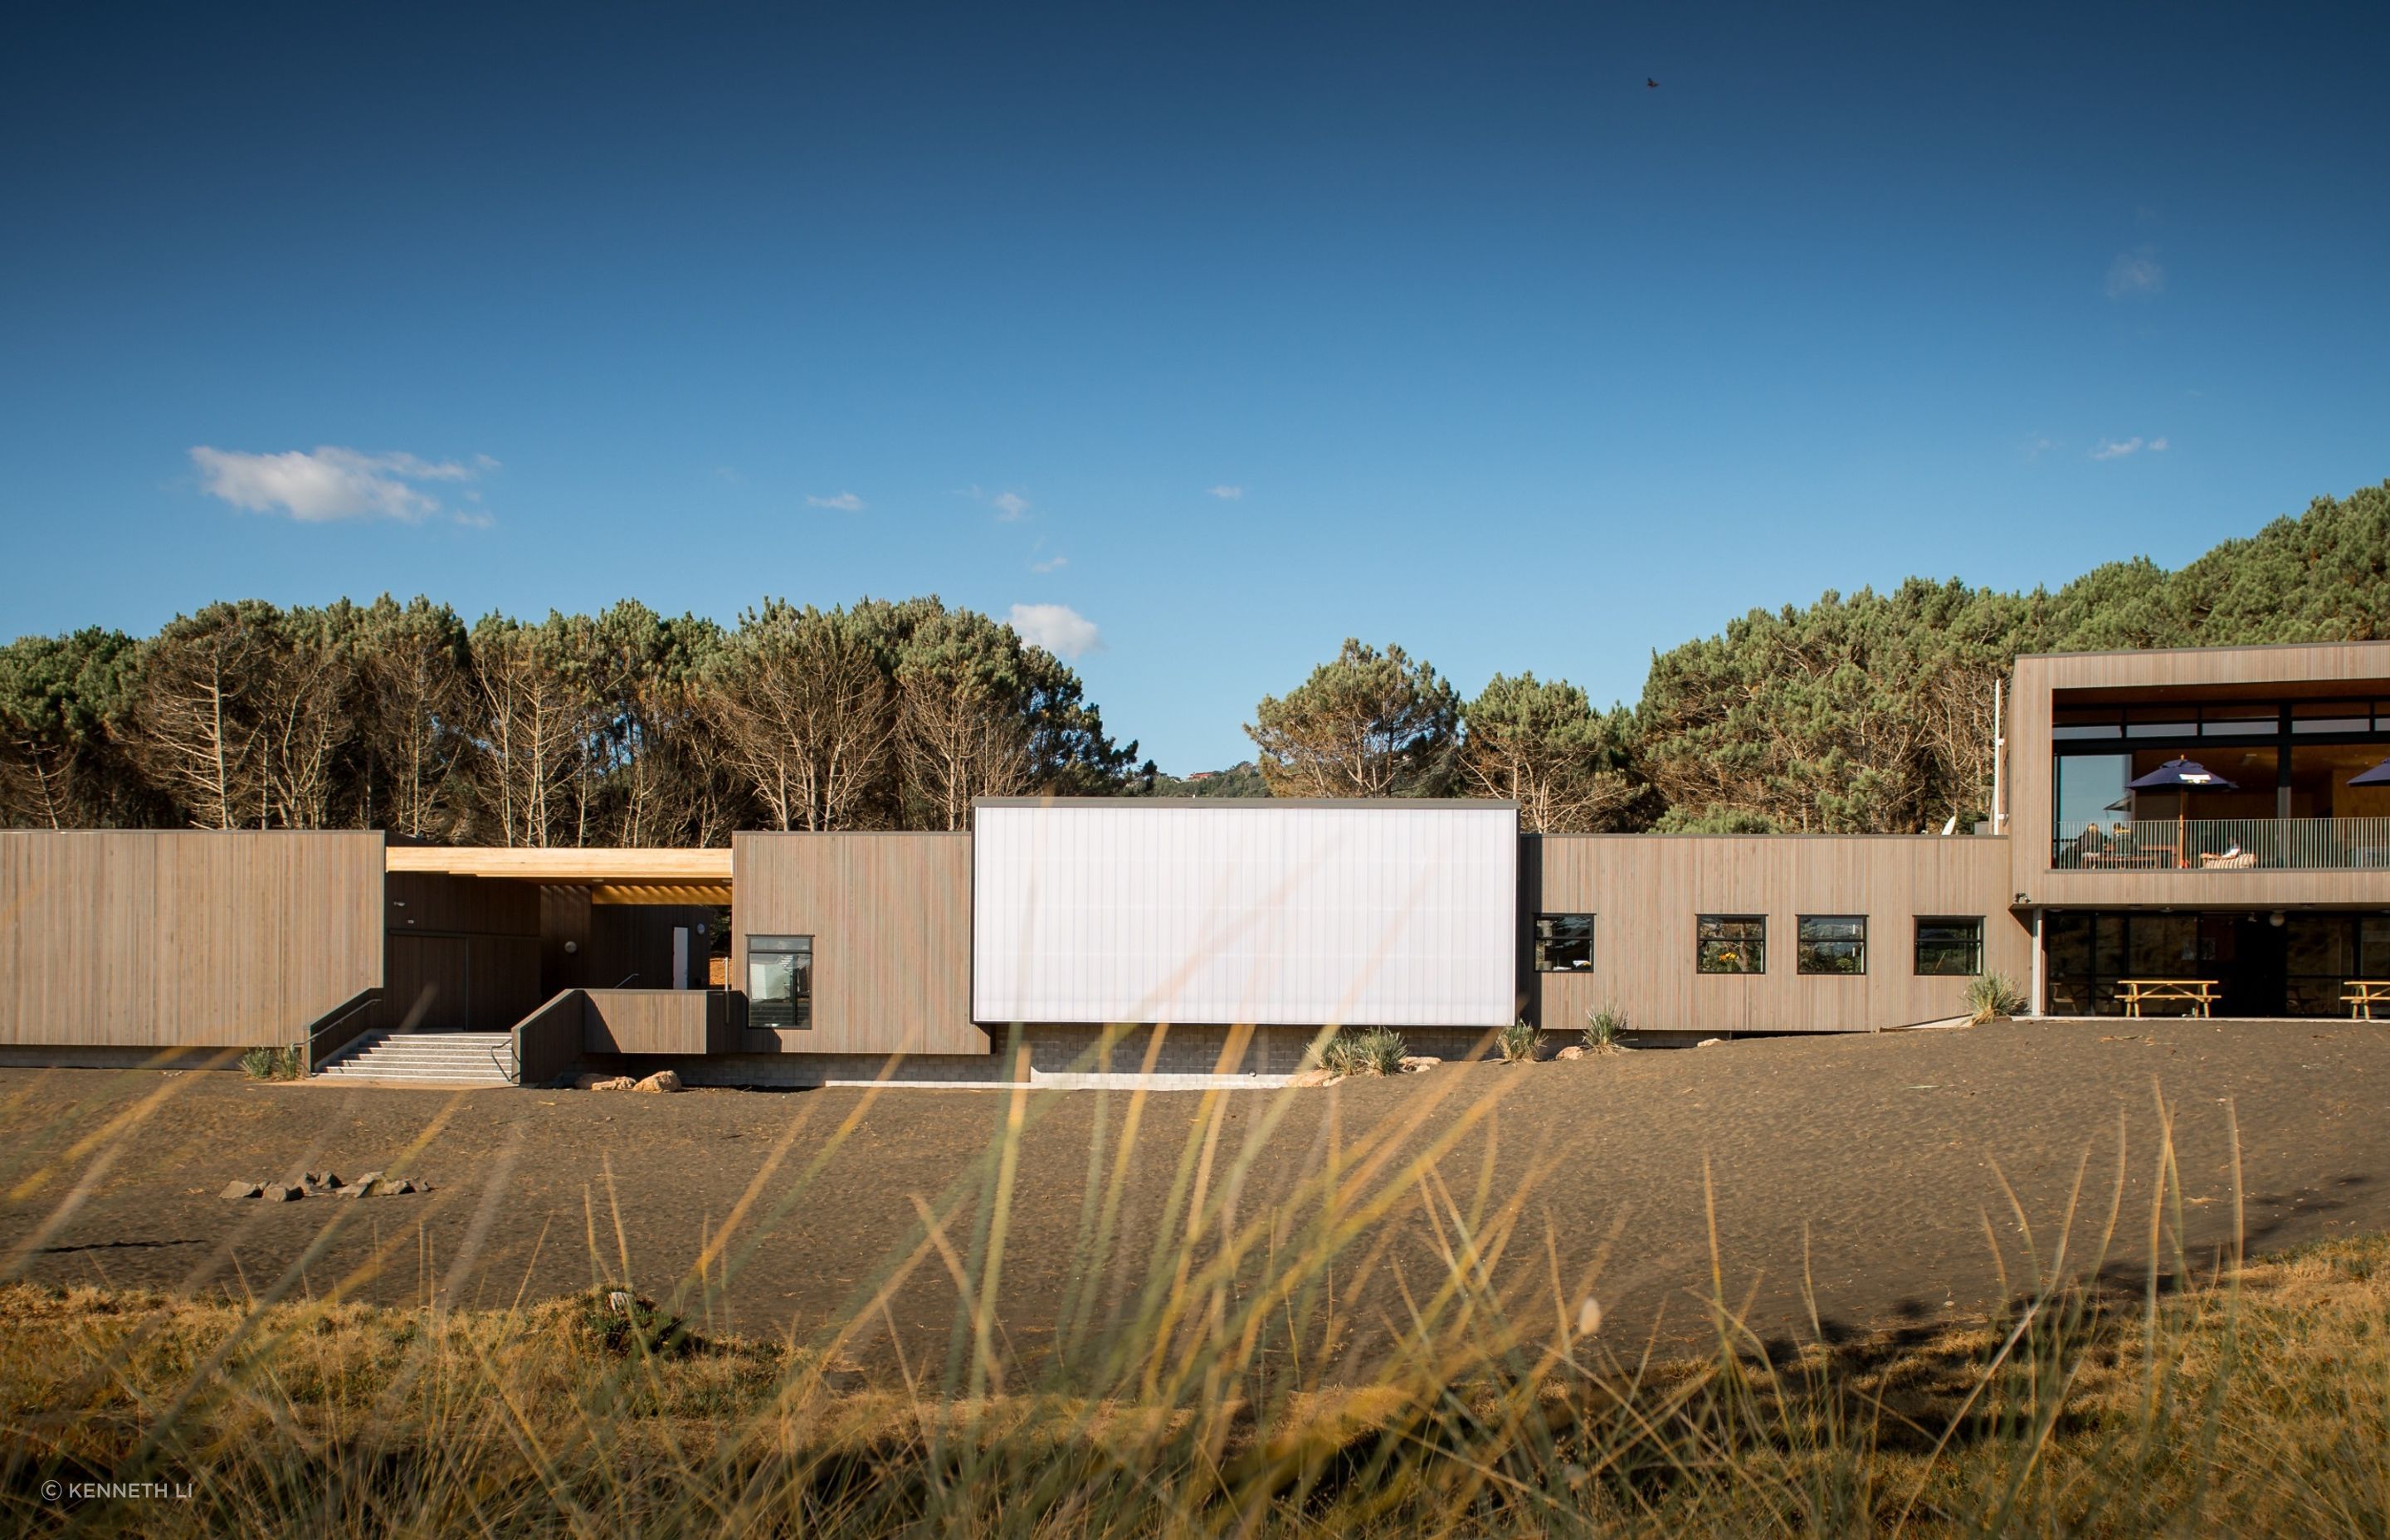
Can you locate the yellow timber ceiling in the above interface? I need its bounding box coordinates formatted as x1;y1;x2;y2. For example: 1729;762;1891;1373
589;882;734;906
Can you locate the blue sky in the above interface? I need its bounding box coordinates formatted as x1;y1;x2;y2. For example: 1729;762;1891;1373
3;2;2387;773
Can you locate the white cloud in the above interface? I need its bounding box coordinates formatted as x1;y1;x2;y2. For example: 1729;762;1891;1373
806;491;866;511
2020;435;2057;461
190;445;494;523
2149;436;2169;451
1207;484;1245;500
2091;436;2160;460
1030;553;1069;573
991;490;1030;520
2105;247;2166;299
1008;602;1100;658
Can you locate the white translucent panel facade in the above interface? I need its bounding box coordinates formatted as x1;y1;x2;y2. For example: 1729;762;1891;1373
972;802;1518;1027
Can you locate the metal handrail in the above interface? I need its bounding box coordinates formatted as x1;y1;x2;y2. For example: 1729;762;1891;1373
2051;816;2390;871
303;987;383;1074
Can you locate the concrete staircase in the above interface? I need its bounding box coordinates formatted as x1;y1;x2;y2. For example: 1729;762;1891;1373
313;1031;518;1085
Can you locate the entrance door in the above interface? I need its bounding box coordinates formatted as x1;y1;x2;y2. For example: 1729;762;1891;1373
2217;916;2288;1017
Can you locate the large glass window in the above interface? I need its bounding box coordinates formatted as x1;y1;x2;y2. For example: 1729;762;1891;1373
2366;915;2390;976
1534;914;1595;972
2045;910;2390;1018
1696;915;1766;974
746;935;813;1028
2054;753;2130;834
1915;918;1984;976
1797;915;1867;975
2049;695;2390;846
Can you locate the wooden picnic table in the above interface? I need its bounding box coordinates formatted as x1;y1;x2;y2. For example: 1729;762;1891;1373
2344;981;2390;1021
2117;978;2219;1018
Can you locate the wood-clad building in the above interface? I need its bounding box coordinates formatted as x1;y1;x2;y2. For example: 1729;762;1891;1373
3;641;2386;1079
2003;641;2390;1016
1524;834;2027;1037
2007;642;2390;909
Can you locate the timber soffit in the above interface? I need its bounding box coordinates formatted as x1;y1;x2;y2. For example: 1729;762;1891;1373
385;847;733;882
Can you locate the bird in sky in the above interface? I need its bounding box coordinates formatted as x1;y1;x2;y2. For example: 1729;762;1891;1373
1646;77;1659;89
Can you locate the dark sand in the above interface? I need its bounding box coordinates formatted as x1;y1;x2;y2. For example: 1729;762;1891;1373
2;1018;2382;1369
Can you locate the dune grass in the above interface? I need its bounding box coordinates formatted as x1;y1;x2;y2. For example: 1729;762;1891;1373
3;1051;2388;1536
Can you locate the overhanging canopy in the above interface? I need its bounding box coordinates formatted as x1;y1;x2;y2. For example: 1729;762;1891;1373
386;846;733;885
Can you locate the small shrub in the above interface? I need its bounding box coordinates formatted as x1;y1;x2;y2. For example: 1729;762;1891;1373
572;1287;694;1357
1497;1019;1540;1064
240;1045;302;1081
1317;1026;1407;1078
1583;1005;1629;1051
1967;972;2027;1023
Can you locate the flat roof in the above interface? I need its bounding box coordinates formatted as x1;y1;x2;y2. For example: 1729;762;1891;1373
386;846;733;883
973;797;1519;810
2016;639;2390;662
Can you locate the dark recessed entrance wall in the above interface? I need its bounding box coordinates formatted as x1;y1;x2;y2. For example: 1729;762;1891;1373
539;885;720;997
2046;909;2390;1016
377;873;542;1033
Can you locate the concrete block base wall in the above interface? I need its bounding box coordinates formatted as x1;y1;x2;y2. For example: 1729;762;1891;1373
607;1022;1517;1089
0;1045;242;1070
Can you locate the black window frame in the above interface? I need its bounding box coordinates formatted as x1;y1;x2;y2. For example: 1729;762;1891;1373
1914;916;1985;977
1533;913;1596;972
1696;914;1767;975
1797;914;1868;976
746;933;814;1029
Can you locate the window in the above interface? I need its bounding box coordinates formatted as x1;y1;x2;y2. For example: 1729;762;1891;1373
1914;917;1983;976
746;935;813;1028
2292;701;2373;735
1534;914;1595;972
1797;915;1867;975
2053;753;2130;836
1696;915;1766;974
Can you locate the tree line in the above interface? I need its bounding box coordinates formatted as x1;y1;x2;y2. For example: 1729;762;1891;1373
0;596;1136;841
1243;481;2390;832
7;480;2385;840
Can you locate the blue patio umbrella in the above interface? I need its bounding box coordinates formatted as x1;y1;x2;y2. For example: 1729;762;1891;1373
2127;758;2238;867
2349;756;2390;787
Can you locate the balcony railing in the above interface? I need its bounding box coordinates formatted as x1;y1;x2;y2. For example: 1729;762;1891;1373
2051;817;2390;872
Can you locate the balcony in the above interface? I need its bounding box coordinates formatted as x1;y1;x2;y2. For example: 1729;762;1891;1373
2051;817;2390;872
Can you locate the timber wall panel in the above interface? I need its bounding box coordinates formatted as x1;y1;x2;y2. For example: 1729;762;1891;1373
1528;834;2027;1036
734;832;983;1055
2007;644;2390;909
0;831;383;1050
582;989;729;1055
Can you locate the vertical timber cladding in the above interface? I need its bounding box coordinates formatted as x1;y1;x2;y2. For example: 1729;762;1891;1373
2007;642;2390;909
973;800;1520;1028
376;873;544;1032
1529;834;2027;1036
731;831;982;1055
0;831;383;1050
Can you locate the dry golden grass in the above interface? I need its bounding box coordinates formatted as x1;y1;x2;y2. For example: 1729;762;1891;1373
4;1060;2389;1536
7;1238;2390;1536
